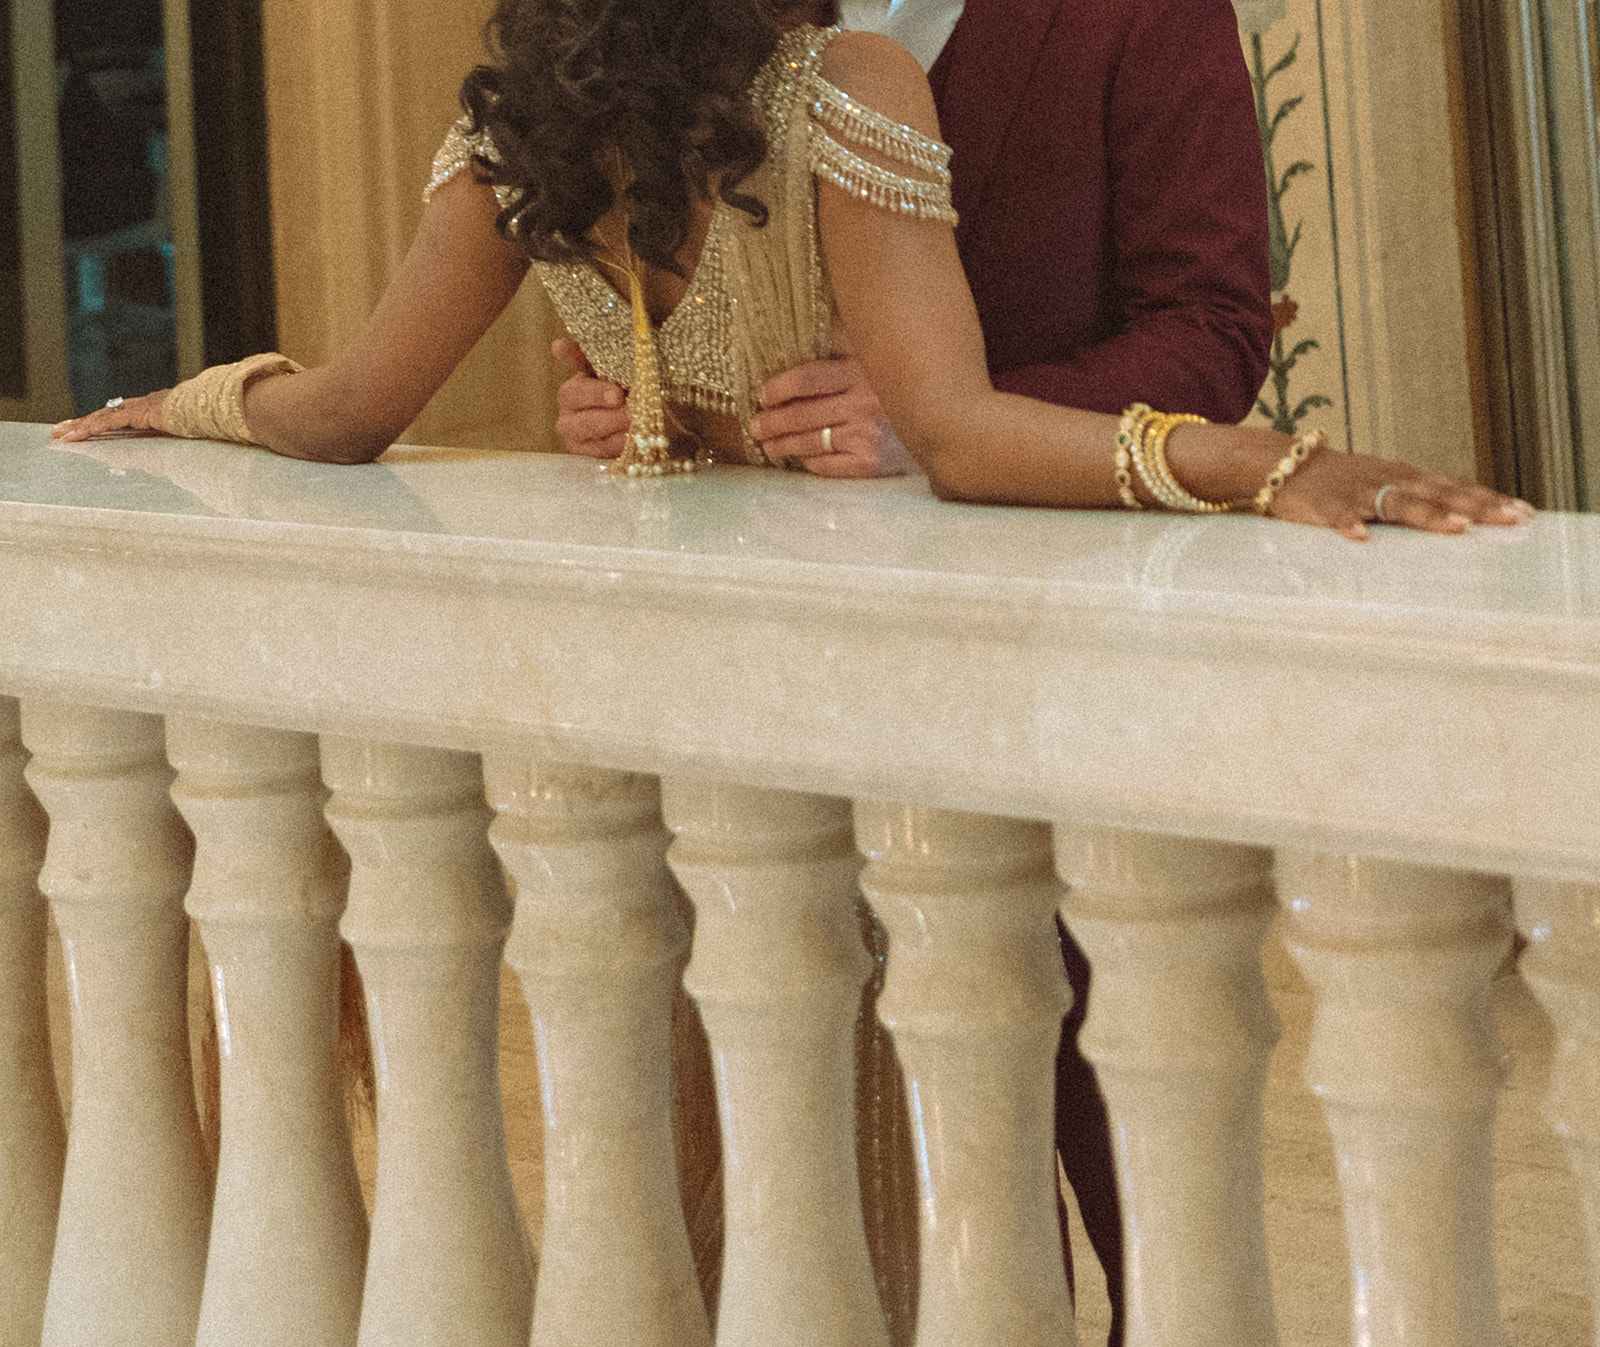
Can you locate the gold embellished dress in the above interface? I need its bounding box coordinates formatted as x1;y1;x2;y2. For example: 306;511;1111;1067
427;26;955;1340
426;24;955;467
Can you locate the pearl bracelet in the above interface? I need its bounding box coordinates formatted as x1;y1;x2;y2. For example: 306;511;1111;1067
1114;403;1157;509
1252;428;1327;516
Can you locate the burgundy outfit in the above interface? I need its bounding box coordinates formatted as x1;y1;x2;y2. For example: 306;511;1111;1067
927;3;1273;1342
928;0;1273;421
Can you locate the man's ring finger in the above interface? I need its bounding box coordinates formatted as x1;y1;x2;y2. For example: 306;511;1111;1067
105;397;125;411
820;424;833;454
1373;483;1398;522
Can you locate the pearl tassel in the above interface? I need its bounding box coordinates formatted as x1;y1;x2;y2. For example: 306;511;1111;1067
619;267;695;477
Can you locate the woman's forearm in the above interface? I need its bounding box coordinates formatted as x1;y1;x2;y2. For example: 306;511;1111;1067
241;368;413;465
895;387;1290;510
248;174;531;465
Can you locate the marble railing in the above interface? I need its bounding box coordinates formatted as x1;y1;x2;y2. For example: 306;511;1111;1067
0;421;1597;1347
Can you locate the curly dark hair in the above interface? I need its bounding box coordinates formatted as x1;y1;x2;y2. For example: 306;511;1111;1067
460;0;836;275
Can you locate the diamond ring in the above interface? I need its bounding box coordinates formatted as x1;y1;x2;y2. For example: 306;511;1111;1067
104;397;125;411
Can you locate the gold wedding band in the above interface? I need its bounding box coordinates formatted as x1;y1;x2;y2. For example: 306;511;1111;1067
820;424;833;454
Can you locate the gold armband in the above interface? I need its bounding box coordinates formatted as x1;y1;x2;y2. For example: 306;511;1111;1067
161;353;305;445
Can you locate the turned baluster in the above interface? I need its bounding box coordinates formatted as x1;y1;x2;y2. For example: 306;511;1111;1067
666;781;887;1347
0;697;63;1346
168;718;368;1347
1054;827;1280;1347
1513;877;1600;1343
20;700;210;1347
856;805;1076;1347
322;739;532;1347
1278;854;1508;1347
484;759;711;1347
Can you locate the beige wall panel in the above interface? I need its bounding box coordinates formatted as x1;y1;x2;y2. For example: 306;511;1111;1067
262;0;561;452
1239;0;1480;481
1330;0;1477;478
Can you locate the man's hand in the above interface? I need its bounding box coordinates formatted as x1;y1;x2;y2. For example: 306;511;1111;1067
553;340;628;459
748;358;918;478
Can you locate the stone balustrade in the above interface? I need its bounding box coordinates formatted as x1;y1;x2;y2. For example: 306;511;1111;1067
0;422;1596;1347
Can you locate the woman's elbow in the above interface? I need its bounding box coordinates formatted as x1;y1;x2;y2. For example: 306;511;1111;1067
264;427;395;466
902;424;991;503
318;432;395;465
924;466;969;502
888;388;1003;503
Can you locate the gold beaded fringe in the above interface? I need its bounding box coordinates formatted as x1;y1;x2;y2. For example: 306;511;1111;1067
617;268;695;477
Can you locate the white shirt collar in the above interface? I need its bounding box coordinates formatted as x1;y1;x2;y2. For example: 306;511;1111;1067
837;0;965;71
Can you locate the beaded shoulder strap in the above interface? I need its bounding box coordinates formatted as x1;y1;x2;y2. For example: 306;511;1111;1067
424;115;517;211
806;75;957;224
810;78;952;180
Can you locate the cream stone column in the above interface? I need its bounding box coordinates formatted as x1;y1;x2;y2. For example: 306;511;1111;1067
20;701;210;1347
1512;878;1600;1330
483;759;710;1347
1277;854;1508;1347
855;805;1076;1347
322;739;531;1347
167;719;368;1347
1053;828;1280;1347
0;698;63;1346
665;781;887;1347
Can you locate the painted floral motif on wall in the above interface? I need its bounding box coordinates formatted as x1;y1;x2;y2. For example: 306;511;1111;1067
1234;0;1347;447
1250;30;1332;434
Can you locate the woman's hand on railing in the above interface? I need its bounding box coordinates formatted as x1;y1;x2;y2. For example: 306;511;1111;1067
50;390;170;443
1163;422;1534;541
1264;444;1534;541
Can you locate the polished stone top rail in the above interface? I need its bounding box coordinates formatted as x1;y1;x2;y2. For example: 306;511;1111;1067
2;422;1597;879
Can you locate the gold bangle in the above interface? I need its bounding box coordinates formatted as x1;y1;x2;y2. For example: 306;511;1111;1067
1134;412;1228;513
1114;403;1156;509
1253;427;1327;516
1129;411;1177;506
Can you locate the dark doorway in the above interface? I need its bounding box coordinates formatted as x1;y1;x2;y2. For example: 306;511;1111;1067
37;0;276;413
54;0;175;412
0;0;28;400
187;0;276;365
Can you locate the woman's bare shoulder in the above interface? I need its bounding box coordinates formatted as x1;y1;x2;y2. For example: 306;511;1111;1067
816;30;942;140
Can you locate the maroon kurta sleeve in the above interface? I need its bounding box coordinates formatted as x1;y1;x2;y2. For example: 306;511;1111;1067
985;0;1273;423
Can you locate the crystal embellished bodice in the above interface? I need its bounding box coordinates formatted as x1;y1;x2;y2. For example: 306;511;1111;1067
426;26;955;457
